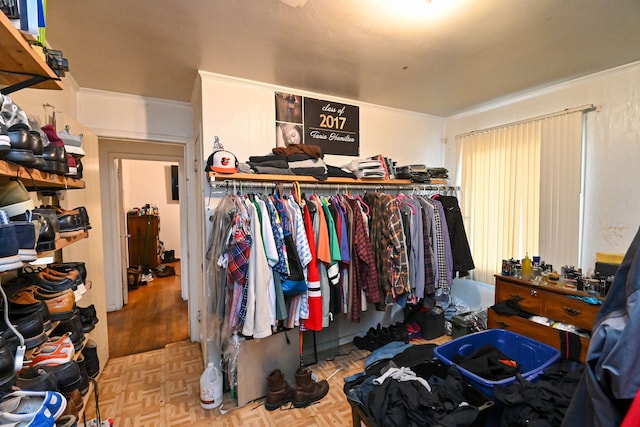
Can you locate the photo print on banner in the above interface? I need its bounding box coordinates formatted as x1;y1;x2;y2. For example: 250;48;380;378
275;92;303;148
274;92;360;155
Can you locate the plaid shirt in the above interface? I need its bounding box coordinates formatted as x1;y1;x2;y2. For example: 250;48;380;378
346;198;381;322
365;194;409;298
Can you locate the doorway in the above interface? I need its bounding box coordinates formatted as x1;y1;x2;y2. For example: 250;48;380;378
98;137;198;358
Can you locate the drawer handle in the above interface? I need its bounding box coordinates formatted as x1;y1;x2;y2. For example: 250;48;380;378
497;321;511;329
563;307;581;316
530;289;538;297
510;294;525;301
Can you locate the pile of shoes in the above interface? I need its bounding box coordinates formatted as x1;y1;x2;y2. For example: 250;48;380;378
0;94;83;179
352;322;410;352
0;178;92;266
0;260;101;426
264;367;329;411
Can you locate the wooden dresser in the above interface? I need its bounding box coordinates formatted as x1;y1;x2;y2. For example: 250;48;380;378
127;214;161;268
488;275;603;362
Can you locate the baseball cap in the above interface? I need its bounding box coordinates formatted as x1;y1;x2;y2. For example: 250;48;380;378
205;137;238;174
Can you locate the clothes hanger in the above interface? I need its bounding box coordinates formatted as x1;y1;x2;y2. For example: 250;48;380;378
353;194;370;215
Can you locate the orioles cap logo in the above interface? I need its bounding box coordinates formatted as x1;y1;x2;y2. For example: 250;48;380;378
220;157;230;166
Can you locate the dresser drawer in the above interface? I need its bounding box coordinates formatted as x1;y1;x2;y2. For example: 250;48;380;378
488;310;589;363
542;294;601;331
494;280;543;313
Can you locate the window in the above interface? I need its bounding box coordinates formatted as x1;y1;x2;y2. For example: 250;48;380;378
456;109;589;284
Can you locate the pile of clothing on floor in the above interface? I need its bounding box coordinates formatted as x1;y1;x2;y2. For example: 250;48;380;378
344;342;490;427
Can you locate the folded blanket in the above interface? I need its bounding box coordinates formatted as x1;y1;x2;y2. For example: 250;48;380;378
287;153;314;162
252;165;295;175
273;144;323;159
326;165;357;179
249;154;288;163
289;157;328;181
238;163;254;174
248;159;289;169
291;167;328;181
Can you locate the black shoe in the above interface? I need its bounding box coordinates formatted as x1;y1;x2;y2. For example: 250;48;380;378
75;353;90;395
389;323;409;343
77;305;98;333
73;207;91;231
51;310;85;352
81;339;100;379
6;299;52;332
40;360;82;394
353;323;384;351
5;124;36;167
0;309;47;350
48;262;87;283
17;366;58;391
0;336;17;393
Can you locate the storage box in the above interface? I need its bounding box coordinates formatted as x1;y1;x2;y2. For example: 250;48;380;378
434;329;560;398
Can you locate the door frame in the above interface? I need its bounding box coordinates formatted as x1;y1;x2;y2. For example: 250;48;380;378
98;137;200;341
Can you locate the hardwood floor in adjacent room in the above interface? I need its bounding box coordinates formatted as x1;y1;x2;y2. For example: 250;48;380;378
106;261;188;358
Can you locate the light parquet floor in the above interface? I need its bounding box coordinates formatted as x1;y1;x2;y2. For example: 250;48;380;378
83;335;451;427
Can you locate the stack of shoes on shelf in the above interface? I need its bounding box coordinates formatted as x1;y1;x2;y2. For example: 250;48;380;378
352;322;410;352
40;124;70;176
0;180;68;258
38;205;91;238
57;125;85;180
1;94;74;177
3;301;102;424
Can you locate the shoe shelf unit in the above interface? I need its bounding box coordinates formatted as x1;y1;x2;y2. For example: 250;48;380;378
0;12;63;94
0;161;85;190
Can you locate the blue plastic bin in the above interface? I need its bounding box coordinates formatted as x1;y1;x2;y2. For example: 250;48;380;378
434;329;560;398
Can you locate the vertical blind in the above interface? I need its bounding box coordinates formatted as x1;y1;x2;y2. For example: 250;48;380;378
456;109;587;284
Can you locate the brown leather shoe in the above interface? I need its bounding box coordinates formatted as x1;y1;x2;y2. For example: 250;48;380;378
265;369;295;411
292;367;329;408
10;286;75;321
64;388;83;413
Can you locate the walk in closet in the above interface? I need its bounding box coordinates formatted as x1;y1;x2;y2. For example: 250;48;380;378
206;172;466;406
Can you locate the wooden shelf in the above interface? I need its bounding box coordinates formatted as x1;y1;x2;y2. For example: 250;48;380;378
0;160;85;190
37;231;89;257
208;172;449;186
0;12;63;93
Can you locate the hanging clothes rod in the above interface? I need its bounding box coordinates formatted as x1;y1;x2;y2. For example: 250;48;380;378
210;179;459;193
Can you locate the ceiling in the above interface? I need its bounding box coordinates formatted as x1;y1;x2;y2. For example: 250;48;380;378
45;0;640;117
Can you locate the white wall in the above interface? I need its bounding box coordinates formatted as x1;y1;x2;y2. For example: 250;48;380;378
199;72;445;168
445;60;640;277
77;88;193;143
122;160;181;259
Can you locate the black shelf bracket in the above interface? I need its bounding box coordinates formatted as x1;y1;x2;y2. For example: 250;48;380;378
0;69;60;95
